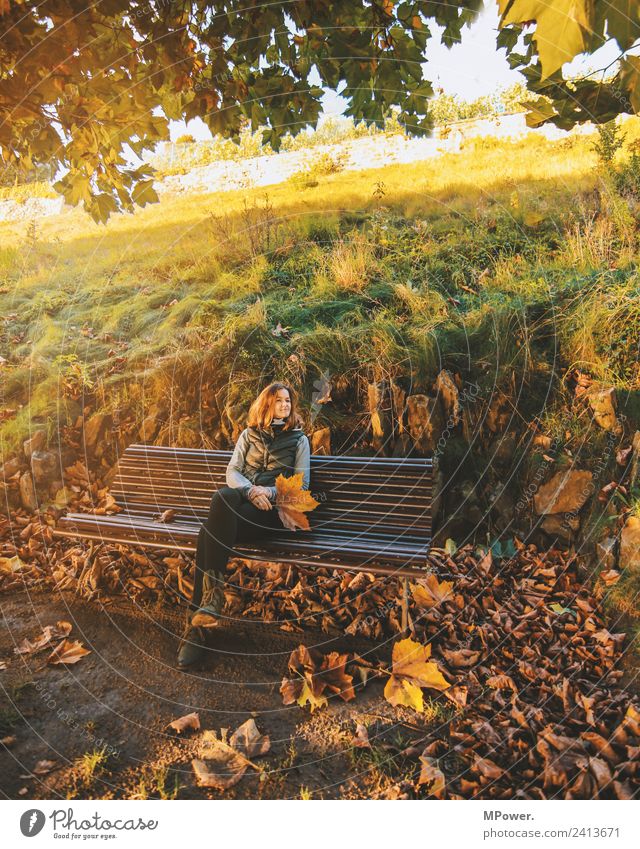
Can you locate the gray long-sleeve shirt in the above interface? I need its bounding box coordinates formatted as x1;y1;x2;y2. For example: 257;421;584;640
226;428;311;504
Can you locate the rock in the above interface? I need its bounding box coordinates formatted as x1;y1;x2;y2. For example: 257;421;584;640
390;381;407;433
489;431;518;464
629;431;640;492
19;471;38;512
311;427;331;456
1;456;23;479
485;390;511;434
23;430;46;459
541;513;580;540
533;469;594;515
435;370;460;425
367;381;393;454
224;402;246;443
30;450;58;483
406;394;444;455
585;384;622;434
620;517;640;571
83;412;112;450
595;537;617;571
139;412;161;442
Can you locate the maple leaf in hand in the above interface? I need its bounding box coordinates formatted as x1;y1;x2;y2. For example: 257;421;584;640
384;637;449;713
275;473;319;531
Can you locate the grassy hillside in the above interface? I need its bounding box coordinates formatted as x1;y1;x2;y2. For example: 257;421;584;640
1;120;639;474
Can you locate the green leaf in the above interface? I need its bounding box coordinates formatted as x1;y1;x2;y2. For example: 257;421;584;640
444;538;457;556
500;0;595;79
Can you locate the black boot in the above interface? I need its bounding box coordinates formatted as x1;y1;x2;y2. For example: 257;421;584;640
190;570;224;628
176;624;209;671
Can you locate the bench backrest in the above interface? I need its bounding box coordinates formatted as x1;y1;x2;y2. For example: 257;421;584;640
110;444;433;540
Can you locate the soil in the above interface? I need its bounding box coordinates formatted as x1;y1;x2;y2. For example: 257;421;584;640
0;587;431;800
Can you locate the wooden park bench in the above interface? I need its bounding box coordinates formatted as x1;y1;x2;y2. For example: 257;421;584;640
54;444;434;628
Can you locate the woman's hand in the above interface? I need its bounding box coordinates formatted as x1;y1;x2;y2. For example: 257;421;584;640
248;485;273;511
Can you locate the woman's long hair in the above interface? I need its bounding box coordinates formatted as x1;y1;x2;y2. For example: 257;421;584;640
246;382;304;431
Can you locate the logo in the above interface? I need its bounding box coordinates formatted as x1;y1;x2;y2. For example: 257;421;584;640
20;809;45;837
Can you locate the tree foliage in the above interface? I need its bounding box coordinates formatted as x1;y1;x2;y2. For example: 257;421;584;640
1;1;639;221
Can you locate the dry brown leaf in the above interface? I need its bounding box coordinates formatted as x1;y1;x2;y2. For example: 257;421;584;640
411;573;454;608
191;730;253;790
168;712;200;735
47;639;91;665
15;621;73;655
33;759;57;775
155;509;176;523
352;723;371;748
229;718;270;758
441;648;482;669
418;754;446;797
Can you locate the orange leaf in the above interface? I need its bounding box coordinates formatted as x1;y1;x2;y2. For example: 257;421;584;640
275;473;319;513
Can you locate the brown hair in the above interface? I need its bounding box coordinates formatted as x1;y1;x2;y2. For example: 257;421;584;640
246;382;303;431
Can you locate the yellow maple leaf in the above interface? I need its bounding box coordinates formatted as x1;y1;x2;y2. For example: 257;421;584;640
384;637;449;713
411;573;454;608
275;473;319;531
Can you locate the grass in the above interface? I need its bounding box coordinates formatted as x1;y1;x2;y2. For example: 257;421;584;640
1;117;640;474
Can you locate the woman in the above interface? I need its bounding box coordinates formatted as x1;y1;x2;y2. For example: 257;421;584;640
177;381;311;669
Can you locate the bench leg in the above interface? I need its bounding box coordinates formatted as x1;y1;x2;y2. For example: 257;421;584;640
401;577;409;635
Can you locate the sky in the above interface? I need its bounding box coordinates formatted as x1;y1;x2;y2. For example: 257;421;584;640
169;1;625;141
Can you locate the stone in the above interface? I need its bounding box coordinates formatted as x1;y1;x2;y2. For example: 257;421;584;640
541;513;580;540
19;471;38;512
585;384;622;434
595;537;617;571
533;469;594;515
224;402;246;443
83;412;112;450
620;517;640;571
311;427;331;456
367;381;393;454
139;413;161;442
485;390;511;434
30;450;58;483
629;431;640;492
489;431;518;465
435;370;460;426
23;430;46;459
1;456;23;480
406;394;444;455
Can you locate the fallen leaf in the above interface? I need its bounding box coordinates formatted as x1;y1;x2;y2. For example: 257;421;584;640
155;509;176;523
0;555;27;574
384;638;449;713
168;712;200;735
418;754;446;797
192;730;253;790
47;639;91;665
411;573;454;608
33;759;57;775
352;723;371;748
229;718;270;758
15;621;73;655
1;735;17;746
599;570;620;587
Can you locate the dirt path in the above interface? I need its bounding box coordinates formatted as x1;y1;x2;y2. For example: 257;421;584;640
0;588;432;800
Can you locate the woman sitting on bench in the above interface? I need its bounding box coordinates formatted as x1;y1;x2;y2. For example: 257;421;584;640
177;381;311;670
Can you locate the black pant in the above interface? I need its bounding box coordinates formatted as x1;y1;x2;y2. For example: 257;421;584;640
191;485;285;615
